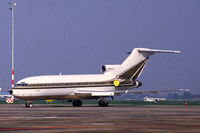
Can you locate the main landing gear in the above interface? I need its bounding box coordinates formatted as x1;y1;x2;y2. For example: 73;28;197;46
25;102;33;108
154;99;159;103
72;100;82;107
98;99;108;107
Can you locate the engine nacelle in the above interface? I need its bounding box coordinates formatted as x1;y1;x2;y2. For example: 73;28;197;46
101;65;121;73
113;79;142;88
132;80;142;88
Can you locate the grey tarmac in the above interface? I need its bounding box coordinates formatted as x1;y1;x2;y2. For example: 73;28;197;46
0;104;200;133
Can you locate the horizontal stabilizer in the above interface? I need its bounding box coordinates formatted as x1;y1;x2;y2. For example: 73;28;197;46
138;48;180;56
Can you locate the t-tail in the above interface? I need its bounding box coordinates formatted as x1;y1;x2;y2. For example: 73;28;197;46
101;48;180;87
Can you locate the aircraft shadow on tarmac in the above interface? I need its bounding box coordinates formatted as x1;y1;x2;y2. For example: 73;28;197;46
24;104;142;108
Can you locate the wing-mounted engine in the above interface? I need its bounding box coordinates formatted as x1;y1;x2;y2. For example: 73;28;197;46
101;65;121;73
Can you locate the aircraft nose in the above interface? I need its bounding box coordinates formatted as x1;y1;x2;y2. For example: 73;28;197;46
9;89;13;95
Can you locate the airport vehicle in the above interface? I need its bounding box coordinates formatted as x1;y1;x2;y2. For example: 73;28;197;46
0;94;12;99
144;96;166;103
9;48;185;108
0;89;13;103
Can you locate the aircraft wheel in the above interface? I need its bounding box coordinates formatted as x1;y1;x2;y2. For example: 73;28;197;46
25;102;33;108
72;100;82;107
98;100;108;107
154;100;158;103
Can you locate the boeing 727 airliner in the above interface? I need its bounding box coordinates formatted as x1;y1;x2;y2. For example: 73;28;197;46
10;48;186;108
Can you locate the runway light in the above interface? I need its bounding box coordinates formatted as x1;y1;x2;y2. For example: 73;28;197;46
184;102;188;107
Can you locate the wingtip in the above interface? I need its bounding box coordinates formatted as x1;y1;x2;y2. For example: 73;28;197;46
179;89;190;92
174;51;181;54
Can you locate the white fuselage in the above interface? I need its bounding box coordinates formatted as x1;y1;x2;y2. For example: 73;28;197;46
12;74;133;101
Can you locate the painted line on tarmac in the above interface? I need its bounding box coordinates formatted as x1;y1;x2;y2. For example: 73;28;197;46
0;125;113;131
0;116;60;119
142;125;200;128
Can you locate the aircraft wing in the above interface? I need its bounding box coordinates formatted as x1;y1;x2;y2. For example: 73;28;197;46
114;89;189;94
75;90;115;97
74;89;189;97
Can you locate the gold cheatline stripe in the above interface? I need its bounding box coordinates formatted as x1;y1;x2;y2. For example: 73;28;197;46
13;84;115;89
13;81;134;90
14;81;113;89
119;59;148;79
131;59;148;80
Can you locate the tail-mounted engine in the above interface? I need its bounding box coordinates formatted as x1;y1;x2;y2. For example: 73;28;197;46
113;79;142;88
132;80;142;88
101;65;121;73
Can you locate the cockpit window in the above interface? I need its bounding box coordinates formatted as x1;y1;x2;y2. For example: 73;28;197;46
17;82;28;86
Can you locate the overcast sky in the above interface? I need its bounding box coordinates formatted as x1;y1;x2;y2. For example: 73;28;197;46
0;0;199;94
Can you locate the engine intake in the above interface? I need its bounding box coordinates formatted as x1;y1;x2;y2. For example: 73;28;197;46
101;65;121;73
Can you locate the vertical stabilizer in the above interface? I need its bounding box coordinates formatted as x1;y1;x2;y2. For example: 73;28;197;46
110;48;180;80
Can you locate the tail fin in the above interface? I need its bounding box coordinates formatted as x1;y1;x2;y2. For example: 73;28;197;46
108;48;180;80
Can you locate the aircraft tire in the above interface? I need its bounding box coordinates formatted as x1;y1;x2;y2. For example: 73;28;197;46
25;102;32;108
154;100;158;103
98;100;108;107
72;100;82;107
